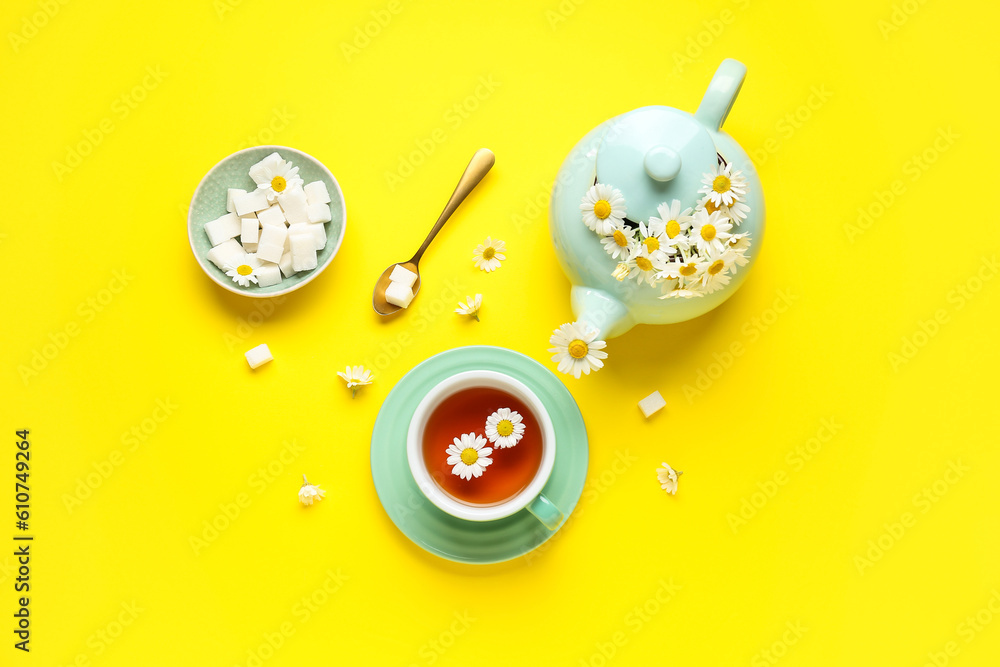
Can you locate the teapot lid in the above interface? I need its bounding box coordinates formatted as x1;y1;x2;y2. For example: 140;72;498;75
595;106;717;223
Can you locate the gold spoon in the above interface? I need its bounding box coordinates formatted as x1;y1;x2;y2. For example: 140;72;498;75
373;148;495;315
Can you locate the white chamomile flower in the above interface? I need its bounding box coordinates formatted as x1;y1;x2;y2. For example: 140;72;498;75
659;286;706;299
473;236;506;272
255;154;303;202
298;474;326;505
638;220;671;262
697;246;737;294
484;408;525;448
707;196;751;225
548;321;608;378
455;294;483;321
651;200;694;252
612;262;630;281
626;244;664;286
661;251;704;289
580;183;627;235
600;222;637;260
224;253;261;287
689;209;733;254
656;463;683;495
699;162;747;208
446;433;493;480
337;365;373;398
726;233;752;274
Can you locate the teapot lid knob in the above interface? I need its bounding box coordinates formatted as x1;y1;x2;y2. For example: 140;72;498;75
643;145;681;182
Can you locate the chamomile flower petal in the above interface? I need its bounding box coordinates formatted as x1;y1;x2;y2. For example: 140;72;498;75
485;407;525;448
689;209;732;254
455;294;483;320
698;162;747;207
337;365;374;397
473;237;506;272
697;245;737;294
298;474;327;505
548;321;608;379
224;253;261;287
656;463;683;495
600;222;637;260
448;433;492;480
580;183;627;235
255;155;303;202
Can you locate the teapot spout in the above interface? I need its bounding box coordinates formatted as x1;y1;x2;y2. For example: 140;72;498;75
571;286;635;340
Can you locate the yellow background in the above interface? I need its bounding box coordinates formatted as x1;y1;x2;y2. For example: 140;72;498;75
4;0;999;664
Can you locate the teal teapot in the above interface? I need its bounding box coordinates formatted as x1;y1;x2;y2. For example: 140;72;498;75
549;59;764;340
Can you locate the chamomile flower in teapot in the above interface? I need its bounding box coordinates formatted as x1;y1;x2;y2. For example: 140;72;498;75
547;59;765;378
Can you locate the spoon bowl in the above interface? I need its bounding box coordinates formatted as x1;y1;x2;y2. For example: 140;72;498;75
373;260;421;316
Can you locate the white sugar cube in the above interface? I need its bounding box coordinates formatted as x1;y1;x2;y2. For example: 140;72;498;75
260;224;287;248
204;212;241;246
278;249;296;278
306;202;331;224
234;189;269;216
289;233;318;272
256;243;282;264
238;211;258;222
227;188;246;213
241;218;259;245
257;204;286;228
255;263;282;288
243;242;258;253
245;343;273;369
385;281;414;308
206;238;244;271
389;264;418;288
304;180;331;205
249;152;281;185
638;391;666;418
288;223;326;250
277;186;310;223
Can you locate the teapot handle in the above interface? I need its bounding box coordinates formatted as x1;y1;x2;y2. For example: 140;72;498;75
695;59;747;132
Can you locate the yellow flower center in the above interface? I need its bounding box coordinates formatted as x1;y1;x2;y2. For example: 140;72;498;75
705;200;722;214
568;339;589;359
593;200;612;219
712;175;731;193
271;175;286;192
613;230;628;247
237;264;253;276
460;448;479;465
482;247;496;260
496;420;513;437
700;224;717;241
679;263;698;277
643;236;660;252
666;220;681;238
708;259;725;275
635;256;653;272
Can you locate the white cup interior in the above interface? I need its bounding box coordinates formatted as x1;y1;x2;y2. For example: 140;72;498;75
406;370;556;522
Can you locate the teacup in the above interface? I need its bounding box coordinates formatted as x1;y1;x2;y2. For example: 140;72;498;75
406;370;564;530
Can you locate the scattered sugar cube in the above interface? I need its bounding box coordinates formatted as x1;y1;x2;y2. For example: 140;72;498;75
249;152;281;185
389;264;418;289
289;233;318;272
307;202;331;224
278;249;296;278
304;181;331;206
277;186;310;224
255;263;282;288
385;280;414;308
204;212;241;247
241;217;259;245
234;189;270;216
288;223;326;251
206;238;244;271
257;204;286;228
638;391;666;418
227;188;246;213
245;343;273;369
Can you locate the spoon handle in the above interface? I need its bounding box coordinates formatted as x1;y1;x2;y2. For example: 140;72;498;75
411;148;495;263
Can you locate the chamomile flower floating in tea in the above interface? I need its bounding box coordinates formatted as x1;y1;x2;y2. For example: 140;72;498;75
446;433;493;480
473;236;506;272
224;253;261;287
298;474;326;505
580;183;626;235
548;321;608;379
455;294;483;321
337;365;374;398
656;463;682;495
699;162;747;208
485;408;525;449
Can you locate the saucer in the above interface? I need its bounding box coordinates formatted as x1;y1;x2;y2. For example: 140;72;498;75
371;346;588;564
